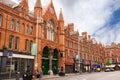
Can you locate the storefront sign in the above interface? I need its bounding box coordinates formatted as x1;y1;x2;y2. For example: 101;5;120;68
8;52;13;58
84;61;90;65
65;59;74;65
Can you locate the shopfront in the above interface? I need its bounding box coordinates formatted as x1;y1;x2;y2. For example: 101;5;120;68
84;60;91;72
65;58;74;73
0;52;34;73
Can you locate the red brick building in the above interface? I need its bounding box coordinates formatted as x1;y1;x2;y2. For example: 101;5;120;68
64;24;105;73
0;0;65;75
105;43;120;65
0;0;105;77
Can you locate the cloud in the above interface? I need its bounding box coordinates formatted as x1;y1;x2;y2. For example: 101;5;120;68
11;0;120;45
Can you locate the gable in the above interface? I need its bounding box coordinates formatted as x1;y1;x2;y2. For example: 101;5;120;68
42;1;58;26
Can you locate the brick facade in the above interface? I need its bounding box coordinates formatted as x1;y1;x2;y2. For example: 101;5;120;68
105;43;120;64
0;0;105;75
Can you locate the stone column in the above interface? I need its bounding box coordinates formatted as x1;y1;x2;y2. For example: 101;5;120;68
48;49;53;75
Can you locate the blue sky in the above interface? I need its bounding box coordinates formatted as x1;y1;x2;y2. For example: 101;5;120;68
12;0;120;45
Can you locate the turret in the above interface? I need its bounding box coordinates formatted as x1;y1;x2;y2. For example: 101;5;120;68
34;0;42;19
58;8;65;73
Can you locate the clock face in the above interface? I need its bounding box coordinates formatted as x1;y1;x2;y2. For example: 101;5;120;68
49;7;54;14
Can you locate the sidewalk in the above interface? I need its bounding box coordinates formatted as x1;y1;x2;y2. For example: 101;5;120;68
2;72;90;80
2;75;59;80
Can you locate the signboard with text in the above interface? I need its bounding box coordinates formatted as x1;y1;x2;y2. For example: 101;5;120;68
8;52;13;58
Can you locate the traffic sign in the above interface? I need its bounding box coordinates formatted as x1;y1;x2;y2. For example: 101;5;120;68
8;52;13;58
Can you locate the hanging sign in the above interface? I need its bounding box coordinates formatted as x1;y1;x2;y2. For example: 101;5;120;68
31;43;37;55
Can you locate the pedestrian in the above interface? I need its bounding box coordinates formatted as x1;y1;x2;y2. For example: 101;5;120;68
16;71;20;80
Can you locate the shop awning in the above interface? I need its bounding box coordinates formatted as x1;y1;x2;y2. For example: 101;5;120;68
65;58;74;65
0;52;34;59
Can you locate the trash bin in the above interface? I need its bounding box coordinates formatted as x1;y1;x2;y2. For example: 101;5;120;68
23;73;28;80
59;72;65;76
16;72;20;80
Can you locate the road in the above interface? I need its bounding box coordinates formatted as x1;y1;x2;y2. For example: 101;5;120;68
47;71;120;80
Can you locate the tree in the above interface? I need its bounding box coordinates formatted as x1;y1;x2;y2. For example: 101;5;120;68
105;59;110;65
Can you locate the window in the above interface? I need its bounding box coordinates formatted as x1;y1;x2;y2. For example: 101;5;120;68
42;22;46;39
47;20;54;41
30;40;33;51
56;27;59;42
30;27;32;35
25;39;29;51
26;25;29;34
15;37;19;50
60;53;63;57
9;35;14;49
0;14;2;26
10;19;15;30
0;32;1;45
16;22;20;32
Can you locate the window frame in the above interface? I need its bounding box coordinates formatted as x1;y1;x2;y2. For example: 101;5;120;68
10;19;15;30
25;39;29;51
9;35;14;49
0;14;3;27
16;21;20;32
15;37;19;50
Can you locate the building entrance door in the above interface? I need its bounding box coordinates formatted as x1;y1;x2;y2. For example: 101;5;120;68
42;47;49;75
52;49;58;74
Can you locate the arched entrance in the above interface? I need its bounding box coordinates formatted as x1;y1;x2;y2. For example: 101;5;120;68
42;46;49;75
52;49;58;74
42;47;58;75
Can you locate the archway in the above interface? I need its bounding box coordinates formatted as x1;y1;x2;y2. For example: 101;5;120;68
42;46;49;75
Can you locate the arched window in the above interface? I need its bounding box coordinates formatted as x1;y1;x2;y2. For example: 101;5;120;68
15;37;19;50
42;22;46;39
30;40;33;51
0;32;1;45
0;14;2;27
16;21;20;32
47;20;54;41
56;27;59;42
30;26;33;35
10;19;15;30
25;39;29;51
9;35;14;49
26;25;29;34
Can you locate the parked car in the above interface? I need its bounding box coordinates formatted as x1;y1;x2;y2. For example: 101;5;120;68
104;68;110;72
110;68;115;71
